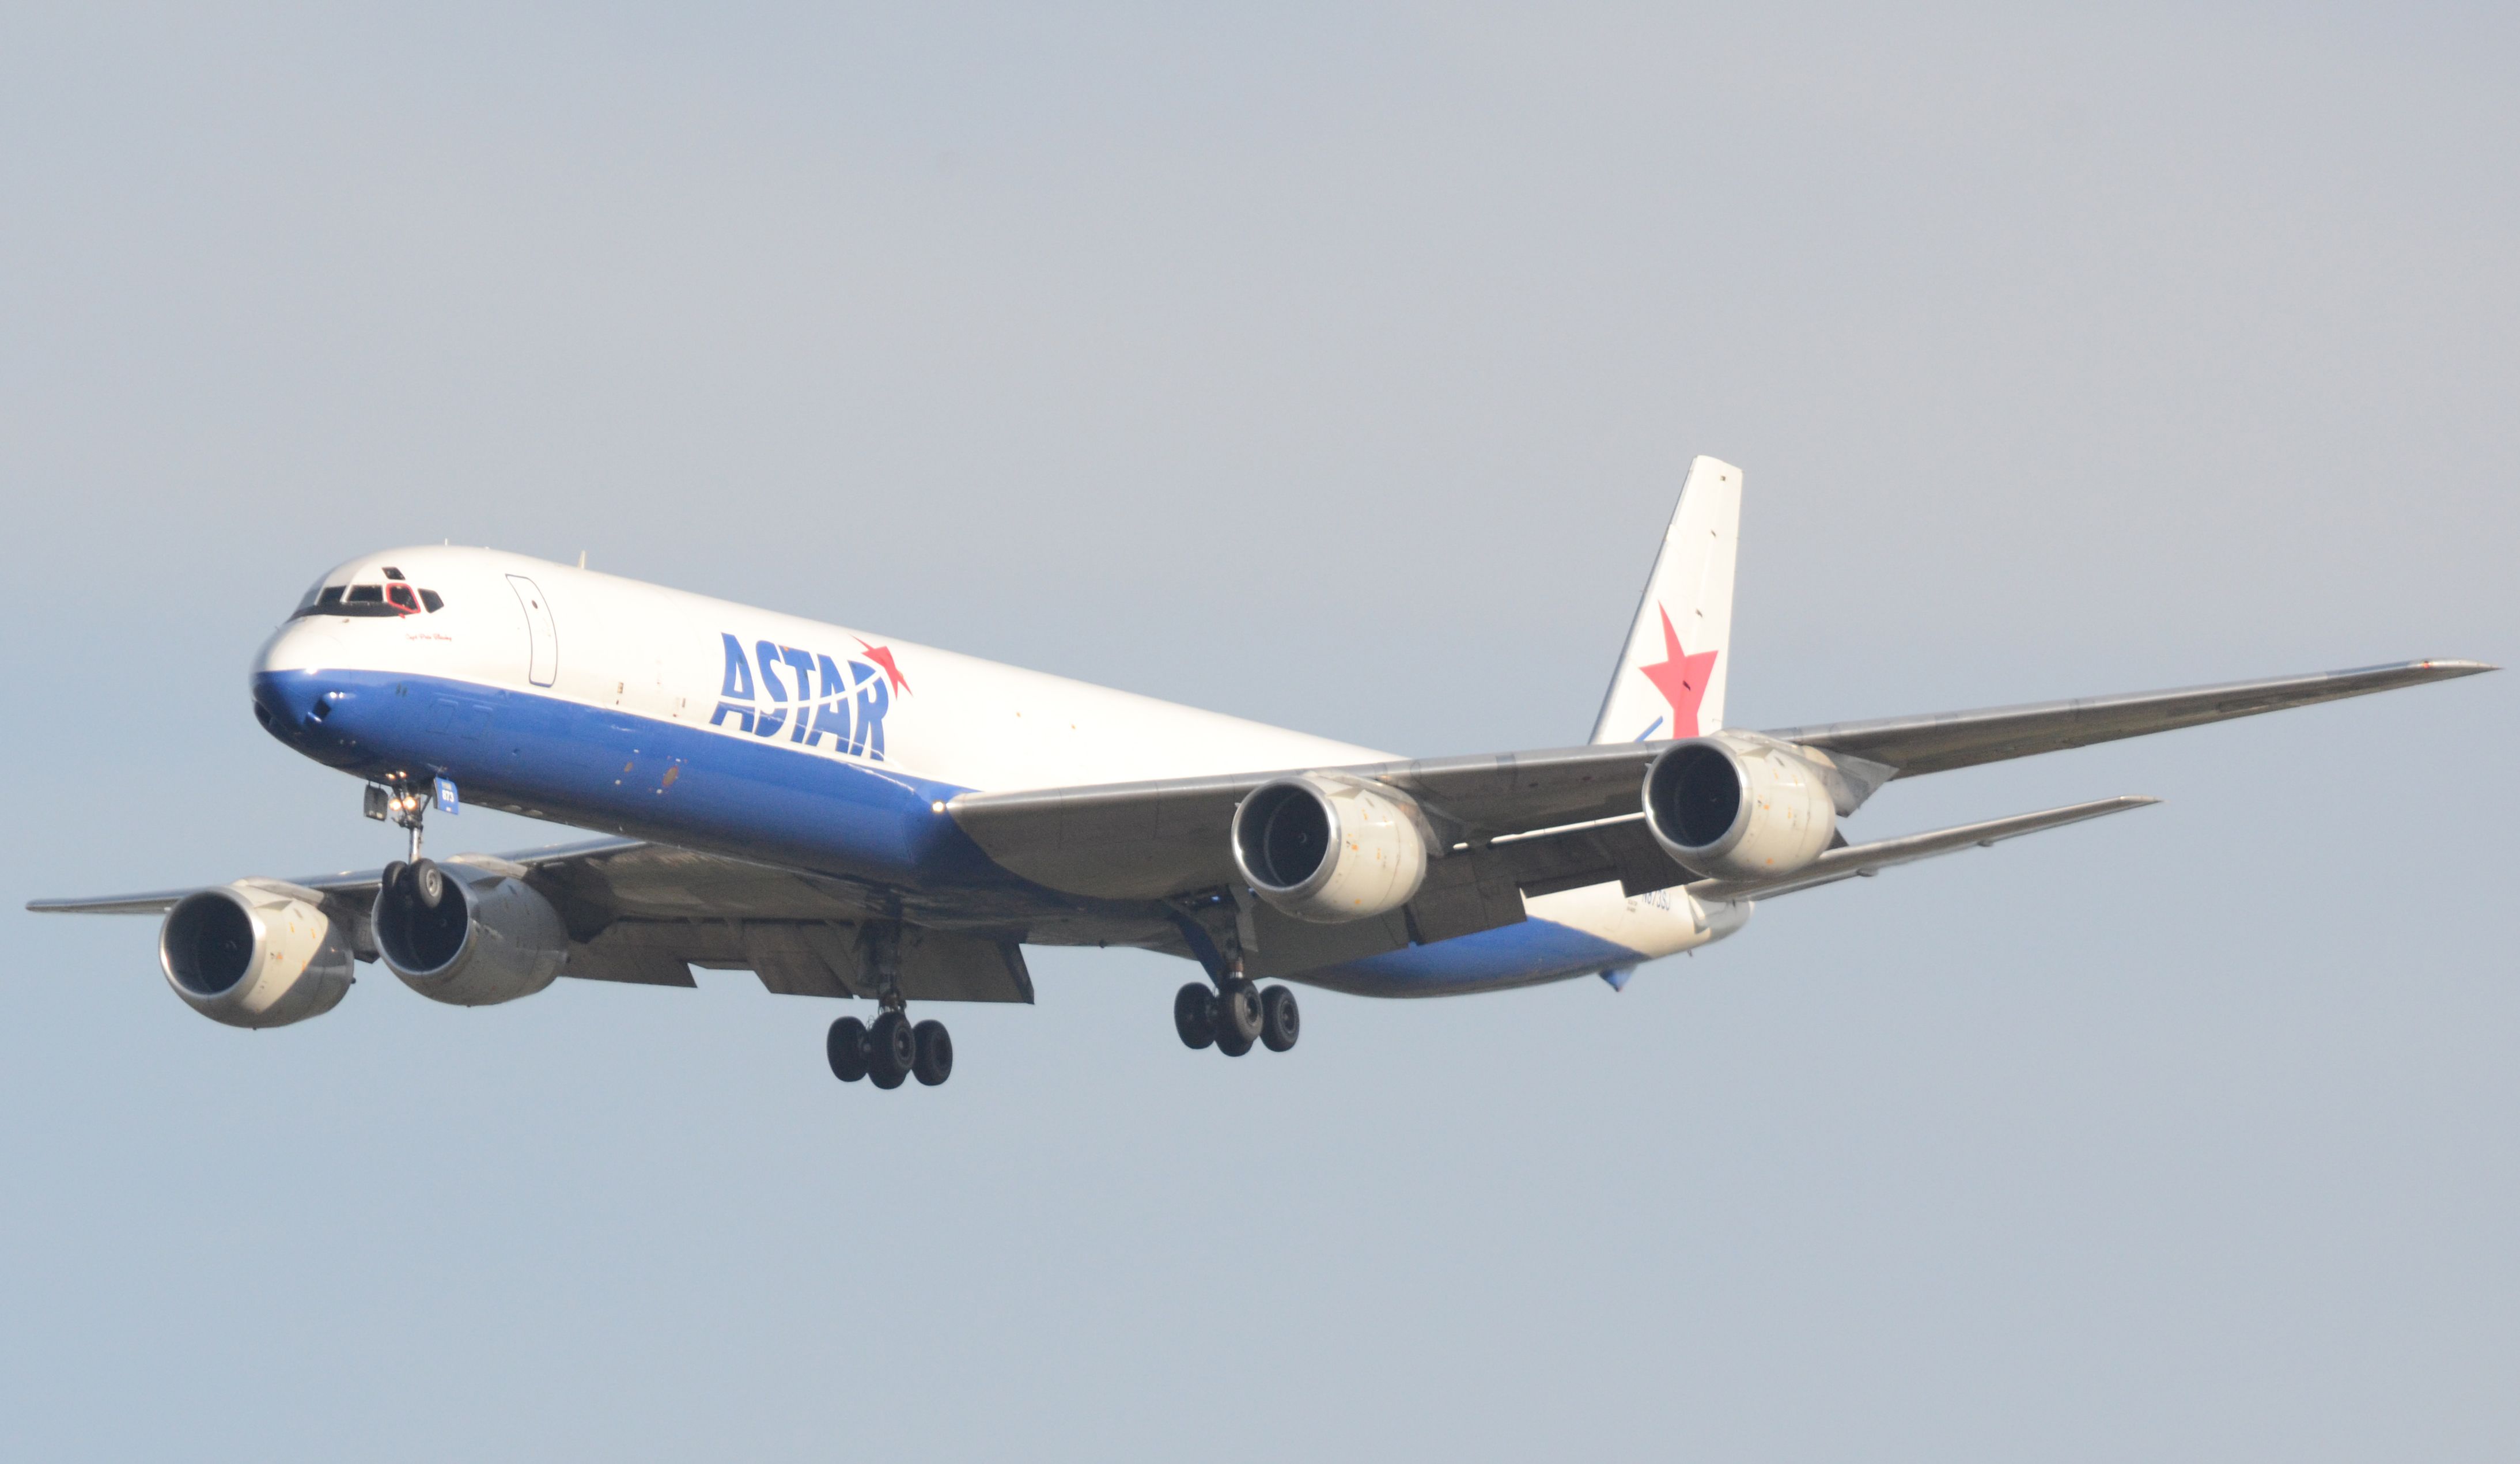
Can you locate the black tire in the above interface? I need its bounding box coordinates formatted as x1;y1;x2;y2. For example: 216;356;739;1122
1260;985;1300;1052
867;1010;917;1083
870;1064;907;1090
913;1020;953;1086
1215;1022;1255;1057
1216;979;1262;1045
413;858;447;909
827;1016;869;1081
381;860;408;903
1174;983;1217;1049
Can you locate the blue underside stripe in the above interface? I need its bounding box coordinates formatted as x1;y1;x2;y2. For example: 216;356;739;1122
253;668;1652;996
1295;916;1645;997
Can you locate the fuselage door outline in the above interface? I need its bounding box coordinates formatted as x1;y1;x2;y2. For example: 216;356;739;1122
507;574;559;687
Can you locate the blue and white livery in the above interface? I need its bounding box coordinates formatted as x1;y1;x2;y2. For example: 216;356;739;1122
32;457;2492;1088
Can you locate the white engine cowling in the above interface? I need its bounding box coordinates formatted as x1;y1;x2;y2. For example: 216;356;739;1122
159;882;355;1029
1642;736;1838;882
372;859;567;1007
1231;774;1430;923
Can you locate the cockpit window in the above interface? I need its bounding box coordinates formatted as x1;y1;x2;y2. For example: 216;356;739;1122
290;577;447;620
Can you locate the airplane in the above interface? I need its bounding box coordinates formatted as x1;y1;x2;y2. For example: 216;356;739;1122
29;457;2493;1090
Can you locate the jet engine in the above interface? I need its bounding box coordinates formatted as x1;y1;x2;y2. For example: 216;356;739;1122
1231;774;1430;923
1643;736;1838;882
159;882;355;1029
372;858;567;1007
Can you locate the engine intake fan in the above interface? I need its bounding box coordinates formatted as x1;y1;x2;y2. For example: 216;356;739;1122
1642;736;1838;882
159;882;354;1029
1231;775;1429;924
373;858;567;1007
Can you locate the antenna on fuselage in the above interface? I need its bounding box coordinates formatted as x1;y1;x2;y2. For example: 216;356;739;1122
577;550;587;569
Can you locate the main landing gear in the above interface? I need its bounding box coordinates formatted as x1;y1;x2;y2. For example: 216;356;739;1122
824;921;951;1091
828;1007;953;1088
1174;978;1299;1057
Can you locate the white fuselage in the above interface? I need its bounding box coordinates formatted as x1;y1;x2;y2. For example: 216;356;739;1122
253;545;1740;992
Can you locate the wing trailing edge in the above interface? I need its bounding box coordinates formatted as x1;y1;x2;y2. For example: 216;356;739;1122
948;659;2489;901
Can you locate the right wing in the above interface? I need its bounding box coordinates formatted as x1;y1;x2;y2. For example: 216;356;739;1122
28;837;1038;1004
35;659;2488;979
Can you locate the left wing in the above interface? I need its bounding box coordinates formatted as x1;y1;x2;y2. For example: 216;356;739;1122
948;657;2489;902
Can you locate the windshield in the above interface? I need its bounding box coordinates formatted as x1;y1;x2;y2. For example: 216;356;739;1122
290;574;447;620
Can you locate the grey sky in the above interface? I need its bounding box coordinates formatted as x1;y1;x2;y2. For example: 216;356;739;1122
3;5;2513;1460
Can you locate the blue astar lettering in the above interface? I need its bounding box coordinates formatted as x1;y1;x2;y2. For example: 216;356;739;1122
710;631;892;761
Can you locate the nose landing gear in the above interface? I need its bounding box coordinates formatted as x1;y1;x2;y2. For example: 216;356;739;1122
364;775;432;861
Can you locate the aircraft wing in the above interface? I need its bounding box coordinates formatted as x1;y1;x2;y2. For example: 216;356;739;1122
27;837;1039;1004
943;745;1667;903
27;838;656;918
948;657;2490;901
32;658;2488;978
1765;658;2492;777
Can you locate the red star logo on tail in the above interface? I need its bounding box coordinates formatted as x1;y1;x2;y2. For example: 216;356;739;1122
1637;604;1716;737
855;639;911;695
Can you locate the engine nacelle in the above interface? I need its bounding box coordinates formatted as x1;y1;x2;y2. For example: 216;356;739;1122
1643;736;1838;882
372;859;567;1007
1231;774;1430;923
159;882;355;1030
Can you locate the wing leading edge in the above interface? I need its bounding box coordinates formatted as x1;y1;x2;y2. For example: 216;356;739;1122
25;837;1038;1004
32;660;2491;962
1765;659;2495;777
947;658;2491;901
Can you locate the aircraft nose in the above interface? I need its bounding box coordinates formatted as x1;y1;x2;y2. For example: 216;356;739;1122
256;619;346;678
249;623;356;759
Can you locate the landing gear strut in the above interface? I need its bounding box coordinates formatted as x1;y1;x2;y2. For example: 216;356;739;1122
365;775;430;861
825;921;953;1090
1168;896;1301;1061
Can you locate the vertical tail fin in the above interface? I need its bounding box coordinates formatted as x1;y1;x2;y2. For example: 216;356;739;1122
1588;455;1742;744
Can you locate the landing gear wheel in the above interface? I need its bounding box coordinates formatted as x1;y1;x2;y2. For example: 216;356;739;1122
913;1020;953;1085
827;1016;868;1081
1260;985;1300;1052
411;858;447;909
1215;979;1261;1057
381;860;408;901
1174;983;1218;1050
867;1010;917;1086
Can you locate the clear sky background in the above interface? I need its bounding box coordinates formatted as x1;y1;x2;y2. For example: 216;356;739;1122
3;5;2513;1459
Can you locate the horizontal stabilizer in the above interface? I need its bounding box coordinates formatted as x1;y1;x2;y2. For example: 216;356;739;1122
1682;795;2159;902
